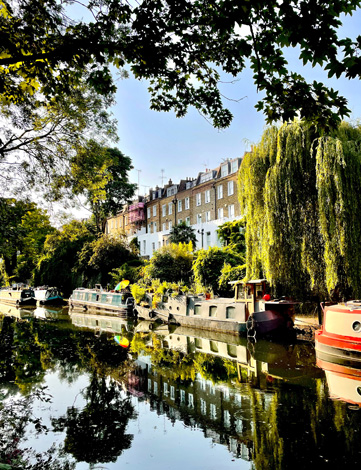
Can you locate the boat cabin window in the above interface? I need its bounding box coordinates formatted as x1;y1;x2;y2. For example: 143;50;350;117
226;306;236;319
210;341;219;353
227;344;237;358
194;305;201;315
255;286;264;300
195;338;202;349
209;306;217;317
237;286;246;300
246;286;253;299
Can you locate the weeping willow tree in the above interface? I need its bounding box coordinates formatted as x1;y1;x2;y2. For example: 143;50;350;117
239;121;361;300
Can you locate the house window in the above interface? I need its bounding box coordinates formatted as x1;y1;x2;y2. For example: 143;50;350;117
217;185;223;199
218;208;224;219
206;231;211;247
228;204;235;218
196;193;201;206
221;163;229;177
200;172;213;183
188;393;194;408
168;221;172;231
178;219;182;224
185;197;190;210
147;207;150;218
210;403;217;419
153;205;157;216
154;222;157;232
168;202;173;215
186;217;191;226
162;222;166;231
231;159;238;173
205;211;211;222
158;241;161;248
152;242;155;252
143;240;146;254
162;205;166;216
147;224;151;233
178;200;182;212
205;190;211;203
197;214;202;224
228;180;234;196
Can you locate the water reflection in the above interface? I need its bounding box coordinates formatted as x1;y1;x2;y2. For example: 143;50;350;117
0;307;361;469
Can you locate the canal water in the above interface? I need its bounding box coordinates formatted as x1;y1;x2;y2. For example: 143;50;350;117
1;305;361;469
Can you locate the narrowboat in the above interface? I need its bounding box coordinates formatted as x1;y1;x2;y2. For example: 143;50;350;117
135;279;296;337
34;286;63;305
315;300;361;363
0;286;36;306
69;285;135;315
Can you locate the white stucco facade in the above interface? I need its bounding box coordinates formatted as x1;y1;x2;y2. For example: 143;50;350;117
135;215;243;258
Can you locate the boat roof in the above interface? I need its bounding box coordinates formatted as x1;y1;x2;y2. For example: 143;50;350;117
229;279;267;285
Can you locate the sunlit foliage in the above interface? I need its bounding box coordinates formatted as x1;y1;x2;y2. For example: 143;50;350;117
239;121;361;300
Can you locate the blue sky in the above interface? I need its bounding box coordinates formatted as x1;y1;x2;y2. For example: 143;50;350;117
111;10;361;196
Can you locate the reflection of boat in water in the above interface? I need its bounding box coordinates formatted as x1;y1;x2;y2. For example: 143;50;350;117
69;285;135;315
33;306;70;321
70;311;133;335
137;322;320;386
135;280;296;338
0;302;34;319
0;286;36;306
34;286;63;305
317;357;361;407
315;300;361;363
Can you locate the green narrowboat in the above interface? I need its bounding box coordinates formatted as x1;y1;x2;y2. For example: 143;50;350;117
69;285;135;315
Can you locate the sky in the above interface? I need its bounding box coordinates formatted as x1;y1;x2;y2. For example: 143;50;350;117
109;10;361;198
65;3;361;217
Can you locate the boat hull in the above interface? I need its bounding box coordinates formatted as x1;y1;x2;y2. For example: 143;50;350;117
315;301;361;363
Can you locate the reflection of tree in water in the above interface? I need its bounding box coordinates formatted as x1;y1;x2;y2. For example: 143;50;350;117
0;316;16;383
52;373;135;465
0;387;75;470
251;382;361;469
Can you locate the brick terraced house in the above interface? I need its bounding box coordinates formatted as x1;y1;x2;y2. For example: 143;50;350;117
105;157;243;258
